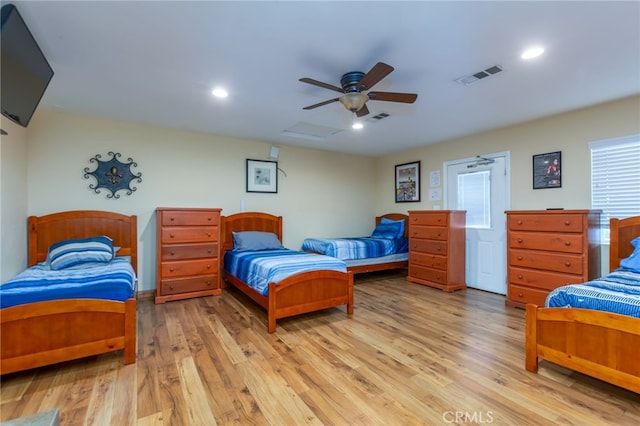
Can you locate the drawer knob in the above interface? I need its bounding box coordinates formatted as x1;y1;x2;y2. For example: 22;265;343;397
170;250;175;255
206;281;211;286
169;286;174;290
169;267;175;272
207;249;212;254
208;217;212;221
564;220;571;226
564;241;571;246
517;220;523;225
517;238;523;244
518;293;524;298
170;217;175;221
170;233;175;238
207;264;211;269
517;274;523;279
565;261;571;267
206;232;212;237
517;256;523;260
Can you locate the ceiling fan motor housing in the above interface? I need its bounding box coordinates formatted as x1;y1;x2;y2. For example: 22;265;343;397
341;72;365;93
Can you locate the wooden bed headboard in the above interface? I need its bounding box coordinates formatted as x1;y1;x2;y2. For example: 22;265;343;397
221;212;283;252
376;213;409;238
28;210;138;275
610;215;640;271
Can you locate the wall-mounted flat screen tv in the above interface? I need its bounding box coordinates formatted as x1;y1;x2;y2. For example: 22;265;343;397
1;3;54;128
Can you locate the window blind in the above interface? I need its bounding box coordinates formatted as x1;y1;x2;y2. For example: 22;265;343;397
589;134;640;242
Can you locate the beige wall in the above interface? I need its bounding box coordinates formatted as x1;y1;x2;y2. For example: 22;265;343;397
2;95;638;290
0;116;29;282
24;111;376;292
375;95;640;214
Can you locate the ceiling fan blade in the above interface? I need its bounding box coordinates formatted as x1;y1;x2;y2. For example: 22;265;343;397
299;78;344;93
302;98;340;110
356;104;370;117
368;91;418;103
357;62;394;91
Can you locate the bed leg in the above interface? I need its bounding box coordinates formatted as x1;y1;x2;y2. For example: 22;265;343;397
525;304;539;373
268;285;277;333
347;271;354;316
124;299;137;364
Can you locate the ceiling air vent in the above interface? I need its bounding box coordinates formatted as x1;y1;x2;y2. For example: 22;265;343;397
455;65;503;86
367;112;390;122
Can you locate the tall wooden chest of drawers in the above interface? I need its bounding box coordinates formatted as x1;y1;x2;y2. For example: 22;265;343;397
407;210;466;292
505;209;601;308
155;208;222;304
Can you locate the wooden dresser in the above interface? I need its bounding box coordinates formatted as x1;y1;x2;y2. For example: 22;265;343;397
155;208;222;304
407;210;466;292
505;209;601;308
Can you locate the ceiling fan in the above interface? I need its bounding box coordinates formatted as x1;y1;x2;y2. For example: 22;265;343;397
299;62;418;117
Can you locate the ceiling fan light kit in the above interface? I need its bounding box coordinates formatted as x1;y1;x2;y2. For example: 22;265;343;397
299;62;418;117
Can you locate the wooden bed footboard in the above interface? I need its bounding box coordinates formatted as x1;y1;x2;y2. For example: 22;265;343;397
224;270;354;333
1;298;136;375
525;304;640;393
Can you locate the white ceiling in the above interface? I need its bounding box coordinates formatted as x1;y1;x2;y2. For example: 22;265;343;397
10;1;640;157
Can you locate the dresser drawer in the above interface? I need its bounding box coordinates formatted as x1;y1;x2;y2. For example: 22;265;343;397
409;213;449;226
408;264;446;285
161;210;220;226
161;226;218;243
160;275;218;295
509;249;584;275
508;232;584;254
410;252;447;270
508;284;549;307
508;267;585;291
508;214;584;232
161;258;218;278
410;239;447;255
161;243;218;261
409;226;448;241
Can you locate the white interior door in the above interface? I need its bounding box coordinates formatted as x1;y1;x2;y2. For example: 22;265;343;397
445;153;510;294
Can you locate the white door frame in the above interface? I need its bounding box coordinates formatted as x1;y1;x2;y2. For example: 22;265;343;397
443;151;511;293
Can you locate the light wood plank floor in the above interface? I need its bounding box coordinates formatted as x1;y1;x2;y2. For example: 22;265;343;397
1;271;638;425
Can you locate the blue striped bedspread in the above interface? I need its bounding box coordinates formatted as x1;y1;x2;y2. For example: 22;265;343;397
0;257;136;309
224;249;347;296
545;268;640;318
301;237;408;260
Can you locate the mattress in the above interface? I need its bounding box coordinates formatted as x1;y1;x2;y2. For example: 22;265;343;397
301;237;408;260
545;268;640;318
224;249;347;296
0;257;136;309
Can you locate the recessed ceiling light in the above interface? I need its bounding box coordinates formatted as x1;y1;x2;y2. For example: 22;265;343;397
352;121;363;130
521;47;545;60
212;87;228;98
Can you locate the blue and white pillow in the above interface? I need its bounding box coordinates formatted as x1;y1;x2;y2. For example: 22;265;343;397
380;217;405;238
47;236;115;270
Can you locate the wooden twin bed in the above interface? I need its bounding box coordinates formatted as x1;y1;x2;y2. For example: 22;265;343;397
221;212;354;333
303;213;409;274
525;215;640;393
1;210;138;375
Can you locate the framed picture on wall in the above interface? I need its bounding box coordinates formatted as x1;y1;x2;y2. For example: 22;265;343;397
533;151;561;189
246;159;278;193
395;161;421;202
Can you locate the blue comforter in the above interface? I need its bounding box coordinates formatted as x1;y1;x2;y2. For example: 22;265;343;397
545;268;640;318
224;249;347;296
301;237;408;260
0;257;136;309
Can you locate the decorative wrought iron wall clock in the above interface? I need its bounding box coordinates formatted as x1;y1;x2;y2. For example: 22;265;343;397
84;152;142;199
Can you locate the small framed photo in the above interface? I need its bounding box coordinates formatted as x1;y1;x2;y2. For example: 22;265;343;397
246;159;278;193
395;161;421;202
533;151;561;189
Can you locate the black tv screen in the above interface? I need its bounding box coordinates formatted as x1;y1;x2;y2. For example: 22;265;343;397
1;3;54;127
